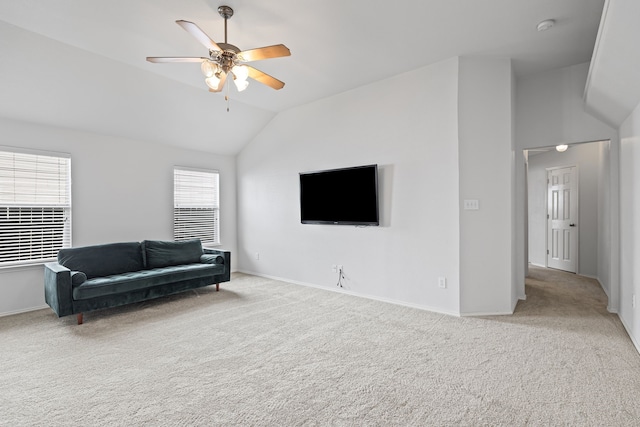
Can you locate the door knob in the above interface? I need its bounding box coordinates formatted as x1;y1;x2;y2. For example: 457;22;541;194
569;223;576;227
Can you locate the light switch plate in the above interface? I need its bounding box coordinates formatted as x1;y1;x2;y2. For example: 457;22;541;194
463;199;479;210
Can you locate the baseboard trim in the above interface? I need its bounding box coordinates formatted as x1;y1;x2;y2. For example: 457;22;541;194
617;313;640;356
594;275;611;297
590;276;617;313
237;270;461;317
461;310;515;316
0;305;48;318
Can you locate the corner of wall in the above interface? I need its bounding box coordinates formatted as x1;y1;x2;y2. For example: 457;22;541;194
457;57;515;315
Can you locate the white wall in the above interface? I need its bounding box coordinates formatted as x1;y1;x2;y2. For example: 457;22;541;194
237;56;517;316
597;140;612;297
237;58;462;315
515;62;617;304
458;57;514;315
0;117;237;316
527;142;604;279
516;63;616;149
619;102;640;349
582;0;640;349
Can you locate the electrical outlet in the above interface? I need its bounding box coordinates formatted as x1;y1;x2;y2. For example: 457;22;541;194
255;252;260;260
438;277;447;289
332;265;337;273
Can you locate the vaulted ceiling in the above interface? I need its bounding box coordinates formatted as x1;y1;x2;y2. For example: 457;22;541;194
584;0;640;128
0;0;605;155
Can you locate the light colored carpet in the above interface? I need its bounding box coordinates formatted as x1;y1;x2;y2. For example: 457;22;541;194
1;267;639;426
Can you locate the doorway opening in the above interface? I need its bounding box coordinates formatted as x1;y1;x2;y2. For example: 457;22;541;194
523;139;614;310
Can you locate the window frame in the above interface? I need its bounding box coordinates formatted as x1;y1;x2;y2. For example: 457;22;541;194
0;146;72;268
173;166;220;247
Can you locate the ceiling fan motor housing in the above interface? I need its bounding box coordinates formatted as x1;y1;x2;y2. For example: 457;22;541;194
219;51;237;73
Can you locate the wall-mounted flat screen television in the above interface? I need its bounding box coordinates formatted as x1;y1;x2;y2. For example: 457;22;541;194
299;164;379;226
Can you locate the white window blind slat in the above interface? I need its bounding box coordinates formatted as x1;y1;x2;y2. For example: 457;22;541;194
0;150;71;266
173;168;219;245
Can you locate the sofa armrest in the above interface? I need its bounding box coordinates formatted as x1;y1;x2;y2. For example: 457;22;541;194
44;262;74;317
202;248;231;282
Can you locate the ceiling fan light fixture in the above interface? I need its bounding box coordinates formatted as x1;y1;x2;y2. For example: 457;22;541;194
205;74;221;90
232;65;249;82
234;78;249;92
147;5;290;98
201;61;218;78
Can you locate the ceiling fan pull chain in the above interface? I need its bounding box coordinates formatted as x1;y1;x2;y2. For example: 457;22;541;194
225;84;230;112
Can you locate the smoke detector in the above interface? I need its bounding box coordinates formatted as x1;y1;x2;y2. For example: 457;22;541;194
537;19;555;32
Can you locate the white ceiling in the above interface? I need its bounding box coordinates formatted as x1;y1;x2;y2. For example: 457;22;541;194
0;0;605;155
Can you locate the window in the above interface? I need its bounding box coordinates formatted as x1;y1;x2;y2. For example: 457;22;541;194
0;148;71;266
173;167;219;246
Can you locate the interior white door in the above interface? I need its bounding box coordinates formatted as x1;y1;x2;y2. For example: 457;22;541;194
547;166;578;273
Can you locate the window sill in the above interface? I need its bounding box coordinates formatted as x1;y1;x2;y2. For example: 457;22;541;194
202;243;222;249
0;259;55;272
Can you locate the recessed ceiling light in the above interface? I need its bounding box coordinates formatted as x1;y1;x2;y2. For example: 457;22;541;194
537;19;556;32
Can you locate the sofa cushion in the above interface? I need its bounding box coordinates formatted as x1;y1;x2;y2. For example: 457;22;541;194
72;263;223;300
58;242;144;279
142;239;203;269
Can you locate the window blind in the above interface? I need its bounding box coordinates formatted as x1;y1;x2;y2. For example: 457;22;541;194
174;167;219;245
0;149;71;265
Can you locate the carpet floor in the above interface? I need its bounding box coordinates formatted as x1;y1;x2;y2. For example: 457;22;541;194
1;267;639;426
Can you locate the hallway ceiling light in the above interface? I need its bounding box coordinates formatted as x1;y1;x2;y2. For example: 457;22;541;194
556;144;568;152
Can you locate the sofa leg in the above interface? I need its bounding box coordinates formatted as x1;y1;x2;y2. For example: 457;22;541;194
216;283;219;292
77;313;84;325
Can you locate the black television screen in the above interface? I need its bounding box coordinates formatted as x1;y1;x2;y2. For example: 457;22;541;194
299;164;379;226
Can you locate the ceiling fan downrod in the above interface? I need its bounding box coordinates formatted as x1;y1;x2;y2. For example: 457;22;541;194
218;5;233;44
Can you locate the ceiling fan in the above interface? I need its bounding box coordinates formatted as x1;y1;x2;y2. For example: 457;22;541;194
146;5;290;93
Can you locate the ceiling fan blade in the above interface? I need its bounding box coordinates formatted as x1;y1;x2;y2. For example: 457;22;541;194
176;20;221;52
238;44;291;62
146;57;206;63
246;66;285;90
208;71;228;93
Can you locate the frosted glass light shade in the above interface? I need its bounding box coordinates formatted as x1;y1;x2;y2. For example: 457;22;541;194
234;79;249;92
232;65;249;82
556;144;568;152
205;75;221;90
201;61;217;78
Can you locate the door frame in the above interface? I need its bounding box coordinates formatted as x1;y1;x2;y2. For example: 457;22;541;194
521;139;619;313
545;165;579;273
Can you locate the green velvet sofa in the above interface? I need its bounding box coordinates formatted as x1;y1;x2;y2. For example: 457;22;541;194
44;239;230;324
